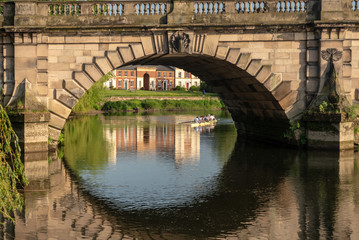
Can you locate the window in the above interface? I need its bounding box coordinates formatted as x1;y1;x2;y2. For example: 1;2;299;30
130;81;134;87
118;71;122;76
164;72;167;77
158;81;161;87
139;81;142;87
169;72;172;77
124;71;128;76
195;82;198;86
185;72;189;78
158;72;161;77
169;81;173;88
118;80;122;88
178;72;182;78
131;71;134;77
151;81;155;87
178;81;181;86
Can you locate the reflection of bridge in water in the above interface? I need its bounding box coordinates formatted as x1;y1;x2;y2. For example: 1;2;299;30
4;142;359;239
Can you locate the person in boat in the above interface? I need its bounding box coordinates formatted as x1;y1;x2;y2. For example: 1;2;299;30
194;116;199;123
209;114;216;121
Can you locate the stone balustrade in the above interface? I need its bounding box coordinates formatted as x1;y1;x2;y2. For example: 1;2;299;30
0;1;353;29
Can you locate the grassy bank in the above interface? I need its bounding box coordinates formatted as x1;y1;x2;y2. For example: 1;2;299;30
104;89;218;98
102;99;225;112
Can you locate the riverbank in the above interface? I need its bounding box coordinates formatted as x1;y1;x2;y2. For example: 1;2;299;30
101;98;225;112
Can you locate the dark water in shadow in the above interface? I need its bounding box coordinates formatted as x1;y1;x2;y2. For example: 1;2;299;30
4;113;359;239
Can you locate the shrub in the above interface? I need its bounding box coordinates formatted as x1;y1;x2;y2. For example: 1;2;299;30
174;86;186;91
189;86;200;92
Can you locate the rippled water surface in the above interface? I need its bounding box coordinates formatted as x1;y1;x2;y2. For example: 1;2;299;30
6;112;359;239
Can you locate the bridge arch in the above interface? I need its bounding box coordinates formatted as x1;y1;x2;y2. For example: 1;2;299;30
20;31;304;142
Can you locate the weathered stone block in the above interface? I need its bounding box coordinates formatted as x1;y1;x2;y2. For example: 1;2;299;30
37;72;48;83
84;64;103;82
203;34;220;56
118;47;134;63
64;79;85;99
49;112;66;130
48;99;71;119
226;48;241;65
55;89;77;108
140;35;156;55
106;50;123;69
131;43;145;59
215;45;229;60
272;81;291;101
74;71;94;90
264;74;282;91
307;49;319;62
256;65;272;83
95;57;113;75
37;59;47;70
237;53;251;69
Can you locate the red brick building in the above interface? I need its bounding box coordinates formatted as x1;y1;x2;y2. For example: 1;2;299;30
115;65;175;91
115;66;137;90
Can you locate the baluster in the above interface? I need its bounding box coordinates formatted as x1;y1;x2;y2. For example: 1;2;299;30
156;4;160;15
235;2;239;13
151;3;155;15
255;2;259;12
214;2;219;14
195;3;198;14
260;2;265;12
113;3;118;16
141;3;145;15
146;3;149;15
119;4;124;16
161;3;166;15
220;2;225;13
204;3;208;14
135;4;139;15
301;1;305;12
209;3;213;14
199;3;203;14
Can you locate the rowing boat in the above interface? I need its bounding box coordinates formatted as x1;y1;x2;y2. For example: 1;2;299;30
190;120;217;127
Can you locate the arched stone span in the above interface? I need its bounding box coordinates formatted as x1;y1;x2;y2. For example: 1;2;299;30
47;33;305;142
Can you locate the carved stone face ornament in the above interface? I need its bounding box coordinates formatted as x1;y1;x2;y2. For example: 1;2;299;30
169;31;190;53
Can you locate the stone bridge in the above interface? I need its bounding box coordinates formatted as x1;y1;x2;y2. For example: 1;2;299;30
1;0;359;151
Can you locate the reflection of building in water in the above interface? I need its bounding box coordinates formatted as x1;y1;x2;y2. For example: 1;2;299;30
104;128;117;165
175;125;200;164
103;123;200;164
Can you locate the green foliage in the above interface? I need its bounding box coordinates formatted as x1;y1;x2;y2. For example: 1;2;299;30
354;125;359;135
104;89;218;98
102;99;225;112
0;105;28;222
283;120;307;145
319;101;328;113
189;85;200;92
174;86;186;91
345;105;358;120
72;72;113;113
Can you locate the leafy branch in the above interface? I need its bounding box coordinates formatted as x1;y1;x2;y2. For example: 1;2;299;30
0;105;28;223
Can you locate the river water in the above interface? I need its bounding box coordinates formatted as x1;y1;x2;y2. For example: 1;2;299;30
4;112;359;239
